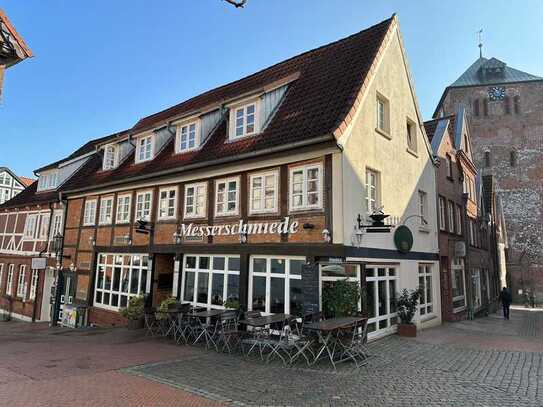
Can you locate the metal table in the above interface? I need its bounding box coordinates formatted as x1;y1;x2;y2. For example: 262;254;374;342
238;313;291;327
191;309;226;349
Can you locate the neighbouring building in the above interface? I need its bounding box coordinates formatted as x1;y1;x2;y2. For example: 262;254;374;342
0;167;34;204
425;108;502;321
0;135;116;322
56;15;441;338
0;8;32;97
434;55;543;303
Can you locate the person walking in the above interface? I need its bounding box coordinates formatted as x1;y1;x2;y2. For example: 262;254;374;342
500;287;512;320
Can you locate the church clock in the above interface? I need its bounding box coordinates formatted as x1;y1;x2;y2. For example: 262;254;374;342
488;86;506;101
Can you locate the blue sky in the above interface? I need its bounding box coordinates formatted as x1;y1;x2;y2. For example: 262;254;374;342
1;0;542;177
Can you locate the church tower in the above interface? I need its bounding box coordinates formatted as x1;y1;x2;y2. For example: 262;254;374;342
434;55;543;303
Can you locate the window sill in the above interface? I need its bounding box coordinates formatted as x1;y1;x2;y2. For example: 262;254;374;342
183;215;207;221
375;127;391;140
453;305;466;313
420;314;437;323
418;226;431;233
156;219;177;224
406;147;418;158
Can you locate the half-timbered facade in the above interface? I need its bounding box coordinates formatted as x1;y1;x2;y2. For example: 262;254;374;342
57;15;440;338
0;167;33;204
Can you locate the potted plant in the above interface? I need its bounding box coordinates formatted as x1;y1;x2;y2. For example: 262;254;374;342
223;298;240;310
322;279;361;318
121;295;145;329
396;288;422;337
157;297;178;320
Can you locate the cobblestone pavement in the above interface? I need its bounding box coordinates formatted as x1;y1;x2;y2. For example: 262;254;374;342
124;308;543;407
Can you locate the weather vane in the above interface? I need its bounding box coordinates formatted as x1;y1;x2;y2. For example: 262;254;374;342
477;29;483;58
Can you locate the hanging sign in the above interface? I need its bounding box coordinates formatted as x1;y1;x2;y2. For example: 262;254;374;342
178;216;299;238
394;225;414;254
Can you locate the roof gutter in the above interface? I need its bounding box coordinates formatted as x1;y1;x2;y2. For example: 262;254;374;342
64;134;338;195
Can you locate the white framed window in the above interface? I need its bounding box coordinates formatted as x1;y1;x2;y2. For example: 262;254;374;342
0;264;4;293
51;210;64;237
376;94;390;134
418;264;433;317
158;187;177;220
248;256;305;317
418;190;428;225
184;182;207;219
181;255;240;308
366;168;380;214
83;200;97;226
231;102;258;139
37;171;59;191
452;257;466;311
135;191;153;221
116;194;132;224
94;253;150;311
136;135;154;163
249;171;278;214
23;214;38;239
406;118;417;152
290;164;323;211
448;200;455;233
29;269;39;300
6;264;14;296
103;144;119;170
39;213;50;240
455;204;463;235
446;154;453;179
215;177;239;217
177;121;199;153
16;265;26;298
99;197;114;225
438;196;446;231
365;265;398;338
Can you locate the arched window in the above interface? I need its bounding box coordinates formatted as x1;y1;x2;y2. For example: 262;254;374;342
484;151;491;168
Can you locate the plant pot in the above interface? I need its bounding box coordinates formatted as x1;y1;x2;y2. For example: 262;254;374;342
397;323;417;337
127;317;144;330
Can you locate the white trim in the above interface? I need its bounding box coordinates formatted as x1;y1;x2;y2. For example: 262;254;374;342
214;176;240;217
365;264;399;340
29;269;39;300
83;199;97;226
135;190;153;222
103;143;120;171
115;194;132;224
6;264;14;296
135;134;154;163
228;99;261;141
418;263;434;317
175;120;200;154
98;196;114;225
16;265;27;299
157;186;178;220
248;170;279;215
183;182;207;219
288;163;323;212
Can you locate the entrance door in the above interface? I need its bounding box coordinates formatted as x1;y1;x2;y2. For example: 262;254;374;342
473;269;482;309
40;268;55;322
58;273;75;322
366;265;398;339
319;263;361;315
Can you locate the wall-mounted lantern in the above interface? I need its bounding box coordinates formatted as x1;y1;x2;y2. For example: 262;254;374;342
322;229;331;243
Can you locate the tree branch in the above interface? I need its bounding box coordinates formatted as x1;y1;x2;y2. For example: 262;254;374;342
224;0;247;7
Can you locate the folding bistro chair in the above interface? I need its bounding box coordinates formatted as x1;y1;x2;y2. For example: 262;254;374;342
144;307;161;337
337;317;369;368
216;310;243;353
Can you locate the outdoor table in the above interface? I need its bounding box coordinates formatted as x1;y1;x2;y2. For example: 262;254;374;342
191;309;226;349
239;314;292;361
238;313;291;328
304;316;366;369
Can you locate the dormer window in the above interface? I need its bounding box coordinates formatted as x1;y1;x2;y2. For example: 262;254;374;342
229;101;259;140
103;144;119;170
176;121;199;153
37;171;59;191
136;135;154;163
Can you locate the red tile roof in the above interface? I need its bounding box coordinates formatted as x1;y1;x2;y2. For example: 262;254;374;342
0;182;57;210
63;16;395;193
18;176;35;187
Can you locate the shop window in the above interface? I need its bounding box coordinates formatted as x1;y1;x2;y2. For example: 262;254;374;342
418;264;433;316
135;191;153;221
158;187;177;220
248;256;305;317
98;197;114;225
94;253;149;310
290;164;323;211
83;200;97;226
215;177;239;217
249;171;278;214
184;182;207;219
116;194;131;224
182;255;240;308
451;258;466;311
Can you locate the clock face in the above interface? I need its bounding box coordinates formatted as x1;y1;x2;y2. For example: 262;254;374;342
488;86;506;101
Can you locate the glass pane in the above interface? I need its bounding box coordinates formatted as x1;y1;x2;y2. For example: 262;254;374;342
133;255;141;267
130;269;139;294
366;281;375;318
199;256;210;269
139;269;147;294
252;276;266;312
379;319;388;329
289;278;303;317
197;272;209;304
211;273;224;306
270;278;285;314
213;256;225;271
271;259;285;274
290;260;304;276
185;256;196;269
184;272;195;302
367;322;376;333
253;258;267;274
104;267;112;290
103;292;110;306
389;279;397;313
419;276;426;304
366;268;375;277
97;265;104;289
378;268;386;277
121;269;129;293
426;276;432;304
120;295;128;308
228;257;240;272
111;294;119;308
227;275;239;302
378;280;387;316
113;267;121;292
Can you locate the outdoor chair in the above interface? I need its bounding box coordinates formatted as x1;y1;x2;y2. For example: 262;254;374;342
216;310;244;353
266;318;315;366
144;307;161;337
337;317;369;368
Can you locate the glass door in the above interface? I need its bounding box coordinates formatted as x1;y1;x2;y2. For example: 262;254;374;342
365;265;398;339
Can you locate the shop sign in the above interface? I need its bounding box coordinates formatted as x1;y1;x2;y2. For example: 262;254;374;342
394;225;413;254
32;257;47;269
178;216;299;238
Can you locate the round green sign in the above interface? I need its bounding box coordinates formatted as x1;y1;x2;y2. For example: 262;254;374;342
394;225;414;254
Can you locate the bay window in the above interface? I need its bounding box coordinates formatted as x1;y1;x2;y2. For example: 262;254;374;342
249;171;278;214
215;177;239;217
135;191;153;221
99;197;114;225
290;163;322;211
158;187;177;220
184;182;207;219
116;194;131;224
94;253;150;310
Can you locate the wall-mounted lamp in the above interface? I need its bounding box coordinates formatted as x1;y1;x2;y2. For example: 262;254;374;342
351;225;364;247
322;228;331;243
89;236;95;246
173;230;182;245
239;231;248;244
69;263;77;272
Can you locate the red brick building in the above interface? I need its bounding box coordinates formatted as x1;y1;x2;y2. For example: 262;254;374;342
425;108;502;321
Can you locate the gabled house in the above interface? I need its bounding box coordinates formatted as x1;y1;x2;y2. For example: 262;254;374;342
57;15;441;337
425;108;501;321
0;167;33;204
